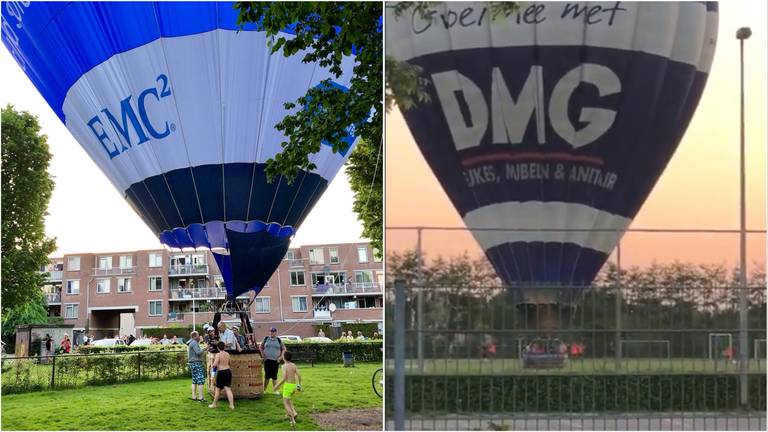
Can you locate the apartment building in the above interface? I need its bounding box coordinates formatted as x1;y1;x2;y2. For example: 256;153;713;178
40;242;383;341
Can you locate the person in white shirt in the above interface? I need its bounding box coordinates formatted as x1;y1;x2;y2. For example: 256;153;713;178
217;322;239;351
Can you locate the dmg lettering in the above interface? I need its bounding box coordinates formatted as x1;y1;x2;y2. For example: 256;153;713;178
87;74;173;160
432;63;621;151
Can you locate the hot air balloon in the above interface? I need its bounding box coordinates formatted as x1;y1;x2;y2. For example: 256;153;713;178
3;2;358;310
387;2;718;328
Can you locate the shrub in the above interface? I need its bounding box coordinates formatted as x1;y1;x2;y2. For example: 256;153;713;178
283;341;382;363
389;374;767;413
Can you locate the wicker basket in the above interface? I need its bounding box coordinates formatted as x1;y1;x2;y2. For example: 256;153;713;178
207;351;264;399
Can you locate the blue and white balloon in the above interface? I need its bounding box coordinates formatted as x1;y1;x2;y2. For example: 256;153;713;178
387;2;718;303
3;2;359;299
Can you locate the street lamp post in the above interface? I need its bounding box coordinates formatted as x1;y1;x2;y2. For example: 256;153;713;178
736;26;751;409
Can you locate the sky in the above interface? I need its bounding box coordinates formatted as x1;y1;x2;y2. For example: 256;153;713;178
386;0;767;272
0;51;367;256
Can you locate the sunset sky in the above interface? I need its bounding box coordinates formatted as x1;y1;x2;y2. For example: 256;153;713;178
386;1;767;273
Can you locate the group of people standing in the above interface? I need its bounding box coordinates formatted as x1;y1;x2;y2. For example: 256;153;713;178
186;323;302;425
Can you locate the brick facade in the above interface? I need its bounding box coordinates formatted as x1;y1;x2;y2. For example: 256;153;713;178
42;242;382;340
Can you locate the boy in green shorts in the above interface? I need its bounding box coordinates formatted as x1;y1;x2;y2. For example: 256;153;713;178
274;351;302;426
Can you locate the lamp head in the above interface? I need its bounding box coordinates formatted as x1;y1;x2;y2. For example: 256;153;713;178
736;27;752;40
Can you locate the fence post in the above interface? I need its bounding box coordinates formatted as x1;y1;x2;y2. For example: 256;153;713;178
394;279;406;431
50;355;56;389
615;240;623;370
416;228;424;373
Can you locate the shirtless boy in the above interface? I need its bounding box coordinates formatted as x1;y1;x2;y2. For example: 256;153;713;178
208;341;235;409
274;351;302;425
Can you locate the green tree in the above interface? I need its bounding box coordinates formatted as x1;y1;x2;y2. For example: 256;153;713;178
1;105;56;323
235;2;382;250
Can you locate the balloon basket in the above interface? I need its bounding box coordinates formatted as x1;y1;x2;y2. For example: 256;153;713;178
207;351;264;399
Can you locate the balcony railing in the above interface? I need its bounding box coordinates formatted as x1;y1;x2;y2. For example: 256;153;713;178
167;312;185;322
169;287;227;300
312;282;382;295
93;266;136;276
41;271;63;282
313;309;331;320
287;259;305;268
168;264;209;276
45;293;61;304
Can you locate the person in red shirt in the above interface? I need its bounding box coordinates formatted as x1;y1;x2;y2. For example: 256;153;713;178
60;334;71;353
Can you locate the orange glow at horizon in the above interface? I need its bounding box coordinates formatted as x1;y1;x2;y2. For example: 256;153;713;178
385;1;767;273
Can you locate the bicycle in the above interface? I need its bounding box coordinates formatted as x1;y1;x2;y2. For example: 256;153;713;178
372;367;383;398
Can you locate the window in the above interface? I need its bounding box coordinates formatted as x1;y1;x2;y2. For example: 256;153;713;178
254;297;271;313
96;278;110;293
354;271;373;283
290;271;306;286
286;250;295;260
148;300;163;316
119;255;133;269
149;276;163;291
311;272;347;285
66;280;80;295
117;278;131;292
148;252;162;267
64;304;78;319
357;246;368;263
291;296;308;312
373;247;382;263
67;256;80;271
329;247;339;264
308;248;324;265
98;256;112;270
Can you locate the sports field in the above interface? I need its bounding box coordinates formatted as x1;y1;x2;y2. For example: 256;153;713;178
387;358;767;375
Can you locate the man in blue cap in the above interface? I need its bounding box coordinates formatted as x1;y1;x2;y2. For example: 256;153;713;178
259;326;285;394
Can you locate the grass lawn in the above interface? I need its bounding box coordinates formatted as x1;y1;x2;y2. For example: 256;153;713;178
386;358;767;375
1;363;382;430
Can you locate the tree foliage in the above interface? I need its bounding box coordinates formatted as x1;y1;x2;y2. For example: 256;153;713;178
235;2;382;248
1;105;57;317
346;138;382;254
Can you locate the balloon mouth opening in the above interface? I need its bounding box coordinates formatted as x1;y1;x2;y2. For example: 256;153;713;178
159;220;295;250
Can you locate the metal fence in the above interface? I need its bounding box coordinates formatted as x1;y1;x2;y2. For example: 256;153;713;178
385;226;767;430
1;350;190;394
387;282;767;430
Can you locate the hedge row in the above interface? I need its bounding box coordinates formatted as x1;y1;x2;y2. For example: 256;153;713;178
388;374;767;413
283;341;383;363
1;350;189;394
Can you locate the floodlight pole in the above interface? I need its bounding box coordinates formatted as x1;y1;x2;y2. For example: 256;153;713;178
416;228;424;373
736;26;751;409
615;239;623;369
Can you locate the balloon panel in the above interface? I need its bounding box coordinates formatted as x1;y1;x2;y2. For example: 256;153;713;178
386;2;718;300
3;2;360;298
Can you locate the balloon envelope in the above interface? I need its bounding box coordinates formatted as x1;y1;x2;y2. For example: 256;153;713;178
387;2;718;303
3;2;359;298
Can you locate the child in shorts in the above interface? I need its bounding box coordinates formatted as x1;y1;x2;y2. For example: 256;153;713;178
274;351;302;425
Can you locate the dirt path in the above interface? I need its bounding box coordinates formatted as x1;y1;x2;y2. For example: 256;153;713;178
311;407;382;431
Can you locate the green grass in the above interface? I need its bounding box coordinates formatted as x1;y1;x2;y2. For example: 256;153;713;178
1;363;382;430
386;358;768;375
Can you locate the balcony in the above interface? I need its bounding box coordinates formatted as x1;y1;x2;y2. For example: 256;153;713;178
169;287;227;301
41;271;63;282
45;293;61;305
313;309;331;320
167;312;185;322
288;259;305;268
93;266;136;276
168;264;209;276
312;282;382;296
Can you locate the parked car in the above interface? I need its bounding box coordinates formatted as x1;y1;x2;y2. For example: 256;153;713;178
129;339;153;346
303;337;333;343
91;338;126;347
279;335;302;342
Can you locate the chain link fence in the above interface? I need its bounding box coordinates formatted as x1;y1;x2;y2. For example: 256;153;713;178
386;226;767;430
1;350;190;394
